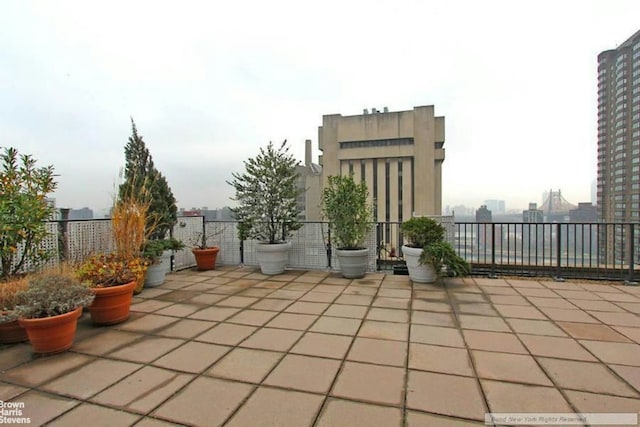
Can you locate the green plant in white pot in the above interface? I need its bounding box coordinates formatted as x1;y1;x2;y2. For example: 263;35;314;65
400;217;470;283
321;174;372;278
227;140;302;275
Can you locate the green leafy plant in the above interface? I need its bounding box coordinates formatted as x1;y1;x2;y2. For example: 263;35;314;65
227;141;302;243
75;253;139;288
142;238;185;262
14;274;94;319
0;147;57;279
321;174;372;249
400;217;470;277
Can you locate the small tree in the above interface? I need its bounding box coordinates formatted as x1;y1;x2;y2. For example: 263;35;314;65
228;140;302;243
0;147;57;279
119;119;177;241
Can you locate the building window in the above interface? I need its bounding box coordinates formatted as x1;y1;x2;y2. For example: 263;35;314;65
385;159;390;243
348;160;354;175
339;138;414;149
360;160;365;183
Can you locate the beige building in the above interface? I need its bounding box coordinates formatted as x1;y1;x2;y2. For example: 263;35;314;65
296;139;322;220
315;105;445;224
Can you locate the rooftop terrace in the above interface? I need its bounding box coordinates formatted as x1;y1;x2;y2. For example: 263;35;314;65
2;267;640;426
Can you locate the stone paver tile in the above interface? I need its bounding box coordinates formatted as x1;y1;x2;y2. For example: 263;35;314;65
557;322;631;342
137;288;172;299
284;301;330;314
315;283;347;293
554;289;602;300
406;371;486;421
358;320;408;341
0;382;28;401
216;295;259;308
487;294;530;305
596;292;640;303
616;302;640;314
152;377;253;426
130;417;182;427
564;390;640;413
372;297;410;309
516;288;559;298
73;329;142;356
107;337;184;363
310;316;362;336
180;282;220;292
130;299;174;313
209;285;244;295
570;299;625;312
227;387;323;427
187;293;227;305
187;306;241;321
347;337;407;367
458;314;510;332
481;380;574;413
49;402;141;426
116;314;179;333
157;290;200;302
506;318;568;337
406;411;486;426
207;348;283;383
412;300;452;312
610;365;640;393
411;324;465;347
155;319;215;339
332;361;405;405
588;311;640;327
153;341;230;373
324;304;369;319
472;350;552;386
494;304;546;320
539;280;577;290
506;279;546;288
283;282;315;291
410;343;474;376
519;335;597;361
334;294;374;306
226;309;278;326
463;330;528;354
42;359;141;399
254;280;286;289
579;340;640;366
4;352;93;387
456;303;499;316
290;332;353;359
538;357;638;397
342;286;378;296
452;293;487;303
474;278;510;287
238;288;275;298
264;354;341;393
527;297;576;309
0;344;32;371
265;313;319;330
91;366;193;413
12;390;78;426
154;303;203;318
299;291;339;303
366;307;409;323
250;298;294;311
317;398;402;427
613;326;640;344
480;286;520;296
239;327;303;352
411;311;455;327
414;291;448;301
195;323;257;346
267;289;306;300
378;288;411;298
538;307;600;323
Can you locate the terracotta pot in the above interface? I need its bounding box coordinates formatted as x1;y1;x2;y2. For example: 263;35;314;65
18;307;82;355
89;281;136;326
192;247;220;270
0;318;28;344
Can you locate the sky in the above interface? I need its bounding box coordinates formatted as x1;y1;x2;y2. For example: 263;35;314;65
1;0;640;215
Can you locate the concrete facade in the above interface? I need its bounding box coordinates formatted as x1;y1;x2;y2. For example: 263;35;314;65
297;140;322;220
316;105;445;223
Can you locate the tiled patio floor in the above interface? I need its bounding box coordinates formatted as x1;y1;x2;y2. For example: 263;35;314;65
3;267;640;426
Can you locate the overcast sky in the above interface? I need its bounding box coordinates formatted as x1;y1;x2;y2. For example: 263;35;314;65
2;1;639;214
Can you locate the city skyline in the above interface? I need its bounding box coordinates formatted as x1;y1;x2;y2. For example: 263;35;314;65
2;1;639;213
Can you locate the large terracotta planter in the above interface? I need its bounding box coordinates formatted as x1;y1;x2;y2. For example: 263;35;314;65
18;307;82;355
192;247;220;271
0;318;28;344
89;281;136;326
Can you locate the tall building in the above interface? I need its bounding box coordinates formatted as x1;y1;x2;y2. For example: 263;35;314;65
597;30;640;223
317;105;445;223
297;139;322;220
523;203;543;223
484;200;505;215
476;205;492;223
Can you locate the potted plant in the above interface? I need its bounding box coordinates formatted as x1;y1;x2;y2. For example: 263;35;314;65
15;273;94;355
0;278;29;344
321;174;372;278
76;253;140;325
143;238;185;286
189;228;222;271
227;140;302;275
400;217;470;283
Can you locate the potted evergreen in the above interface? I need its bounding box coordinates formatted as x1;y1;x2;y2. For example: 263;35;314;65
16;273;94;355
228;141;302;275
321;174;372;278
400;217;470;283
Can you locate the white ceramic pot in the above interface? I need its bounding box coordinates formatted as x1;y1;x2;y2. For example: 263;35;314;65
144;261;167;288
336;248;369;279
402;245;437;283
255;241;292;275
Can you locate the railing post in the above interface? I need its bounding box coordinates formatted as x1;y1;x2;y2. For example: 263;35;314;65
489;223;497;278
627;223;636;284
326;224;332;269
554;223;564;281
57;209;70;264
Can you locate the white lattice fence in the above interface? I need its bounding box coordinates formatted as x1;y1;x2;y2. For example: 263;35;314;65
8;222;60;274
66;220;114;264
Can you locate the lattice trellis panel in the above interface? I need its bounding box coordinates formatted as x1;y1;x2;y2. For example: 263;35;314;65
8;222;60;274
66;220;114;264
207;222;241;266
172;216;204;270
